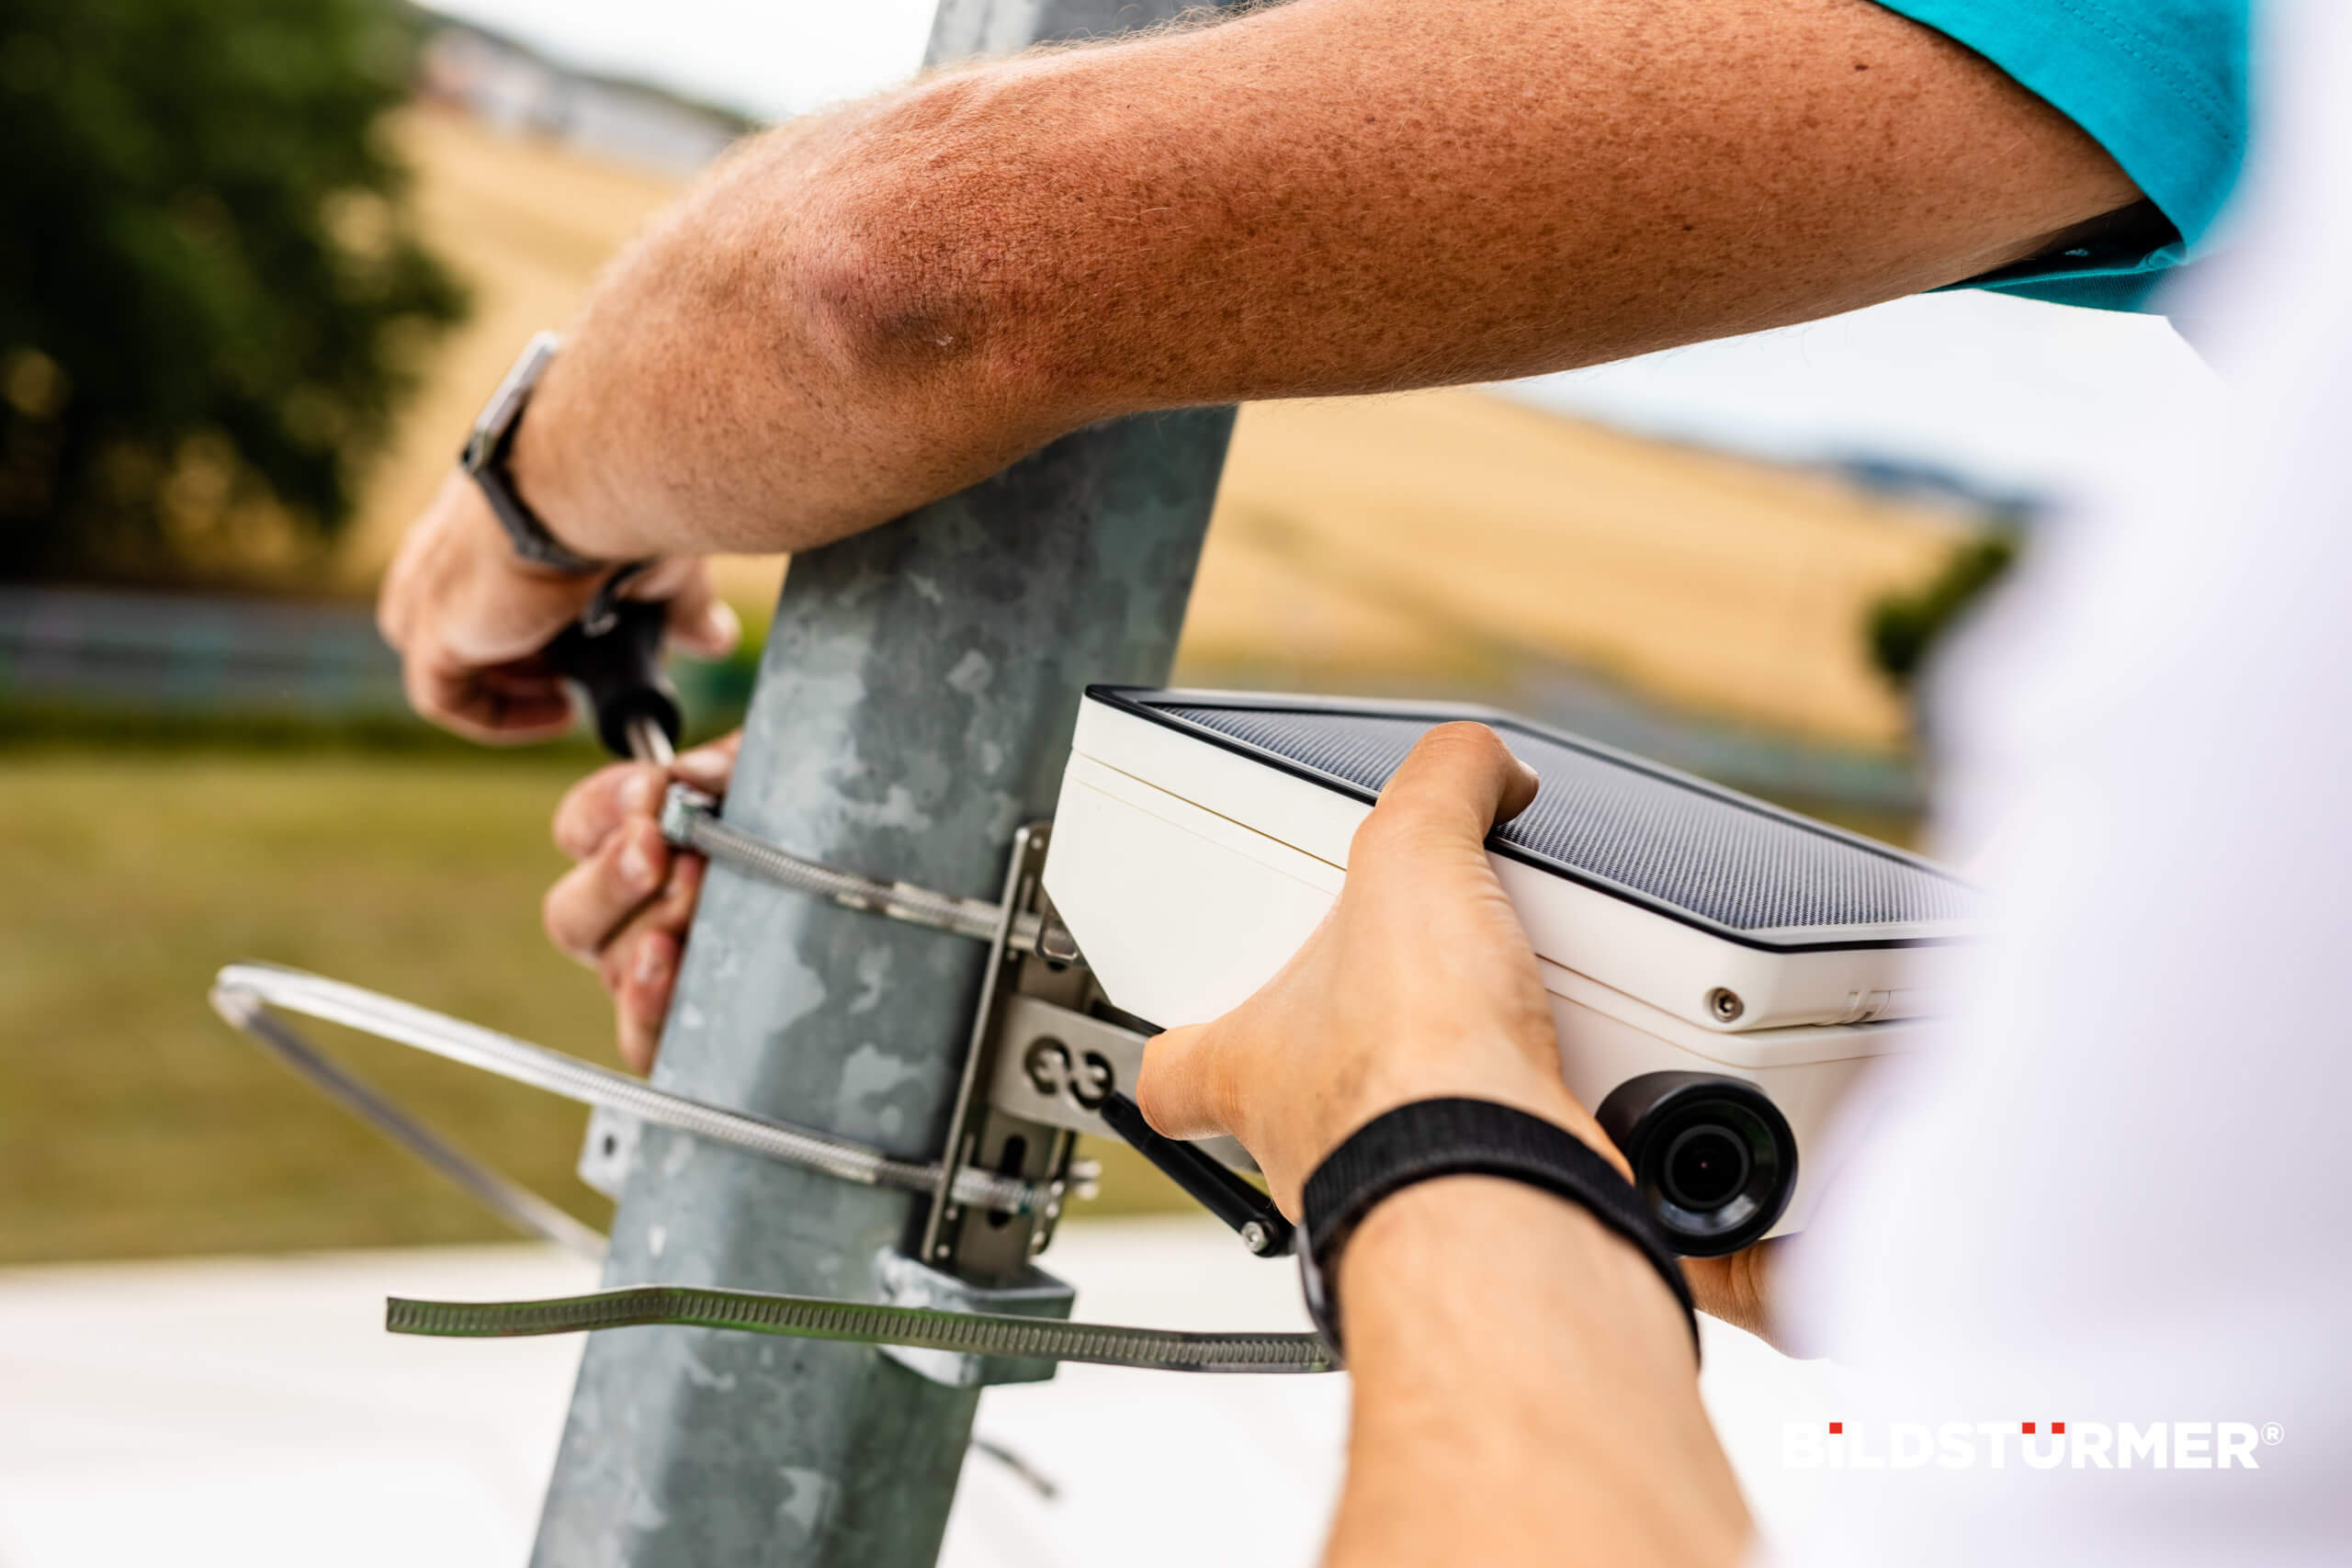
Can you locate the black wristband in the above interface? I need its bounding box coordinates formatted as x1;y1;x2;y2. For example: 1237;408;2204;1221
459;332;609;577
1298;1098;1700;1363
469;418;608;576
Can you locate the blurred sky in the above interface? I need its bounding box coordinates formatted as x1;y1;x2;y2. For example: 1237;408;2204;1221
1511;292;2214;504
425;0;2221;504
426;0;938;120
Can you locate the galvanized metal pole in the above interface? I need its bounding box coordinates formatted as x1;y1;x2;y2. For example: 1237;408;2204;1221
529;6;1239;1563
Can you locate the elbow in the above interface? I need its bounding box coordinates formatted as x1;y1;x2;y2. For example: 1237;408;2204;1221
793;79;1064;423
800;204;993;389
795;87;1044;411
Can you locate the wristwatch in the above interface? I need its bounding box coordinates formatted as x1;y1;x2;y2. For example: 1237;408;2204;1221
1297;1098;1701;1364
459;332;608;576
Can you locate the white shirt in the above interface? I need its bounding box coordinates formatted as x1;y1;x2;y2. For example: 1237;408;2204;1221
1783;3;2352;1562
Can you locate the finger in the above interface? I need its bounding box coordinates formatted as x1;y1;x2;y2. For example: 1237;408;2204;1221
663;572;742;660
1680;1238;1790;1347
408;678;573;744
379;470;494;654
552;761;668;861
605;925;679;1074
1369;722;1541;847
1134;1021;1234;1140
625;558;740;660
543;817;671;964
377;541;415;651
403;637;575;743
591;852;705;1070
376;474;453;651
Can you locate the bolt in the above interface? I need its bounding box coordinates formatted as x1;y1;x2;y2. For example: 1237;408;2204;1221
657;783;716;845
1706;987;1745;1023
1037;918;1081;964
1240;1220;1270;1253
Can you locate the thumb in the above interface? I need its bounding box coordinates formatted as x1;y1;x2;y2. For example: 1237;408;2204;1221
625;558;740;659
1134;1021;1233;1140
661;569;741;660
1355;722;1540;863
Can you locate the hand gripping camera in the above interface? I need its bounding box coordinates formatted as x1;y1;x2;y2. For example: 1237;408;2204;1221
1042;688;1978;1255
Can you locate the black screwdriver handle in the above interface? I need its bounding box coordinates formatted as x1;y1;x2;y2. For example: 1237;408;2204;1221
544;592;682;761
1099;1090;1295;1258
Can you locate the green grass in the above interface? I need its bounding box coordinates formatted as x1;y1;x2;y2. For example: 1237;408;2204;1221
0;740;1186;1267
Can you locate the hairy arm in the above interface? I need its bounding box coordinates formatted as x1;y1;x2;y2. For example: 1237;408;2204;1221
523;0;2138;561
1331;1180;1747;1567
380;0;2138;738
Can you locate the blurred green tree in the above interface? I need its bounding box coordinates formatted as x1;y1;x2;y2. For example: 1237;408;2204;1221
1869;526;2019;693
0;0;465;582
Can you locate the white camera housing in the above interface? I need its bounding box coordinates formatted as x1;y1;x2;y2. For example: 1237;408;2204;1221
1042;689;1978;1250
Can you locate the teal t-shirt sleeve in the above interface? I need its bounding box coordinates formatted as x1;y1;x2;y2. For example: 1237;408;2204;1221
1869;1;2247;310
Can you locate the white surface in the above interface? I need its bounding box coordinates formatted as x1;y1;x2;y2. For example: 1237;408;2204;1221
1054;695;1967;1034
0;1220;1834;1567
1779;6;2352;1563
1048;696;1939;1241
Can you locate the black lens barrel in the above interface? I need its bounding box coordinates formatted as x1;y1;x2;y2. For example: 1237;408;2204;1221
1596;1072;1798;1257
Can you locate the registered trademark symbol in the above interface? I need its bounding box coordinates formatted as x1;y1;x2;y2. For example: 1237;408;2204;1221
2262;1423;2285;1446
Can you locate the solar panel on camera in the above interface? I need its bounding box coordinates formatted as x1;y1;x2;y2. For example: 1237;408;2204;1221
1130;694;1977;942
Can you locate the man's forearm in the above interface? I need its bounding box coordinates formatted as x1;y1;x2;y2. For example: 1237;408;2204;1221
1329;1178;1747;1568
518;0;2138;563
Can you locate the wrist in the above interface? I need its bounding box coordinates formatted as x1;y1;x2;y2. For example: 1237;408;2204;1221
462;333;633;574
458;482;601;595
1310;1056;1617;1185
1339;1175;1680;1348
1295;1096;1699;1364
503;354;633;566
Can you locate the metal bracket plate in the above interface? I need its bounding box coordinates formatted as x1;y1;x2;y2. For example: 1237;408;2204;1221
984;993;1257;1174
872;1250;1077;1387
915;824;1080;1280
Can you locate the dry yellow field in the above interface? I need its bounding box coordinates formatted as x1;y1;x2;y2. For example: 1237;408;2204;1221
1193;394;1968;746
350;108;1965;750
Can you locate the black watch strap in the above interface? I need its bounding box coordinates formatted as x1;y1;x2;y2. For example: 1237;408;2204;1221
460;332;608;577
1299;1098;1700;1363
473;433;606;576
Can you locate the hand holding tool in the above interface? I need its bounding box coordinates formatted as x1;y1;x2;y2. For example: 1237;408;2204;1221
545;580;683;764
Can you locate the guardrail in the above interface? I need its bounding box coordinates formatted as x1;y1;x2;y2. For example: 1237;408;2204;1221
0;583;1915;810
0;586;760;735
0;586;406;716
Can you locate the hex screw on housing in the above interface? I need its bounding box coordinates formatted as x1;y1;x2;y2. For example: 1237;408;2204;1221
1706;987;1745;1024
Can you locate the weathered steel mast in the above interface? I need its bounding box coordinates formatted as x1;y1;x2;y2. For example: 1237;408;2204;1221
529;4;1240;1562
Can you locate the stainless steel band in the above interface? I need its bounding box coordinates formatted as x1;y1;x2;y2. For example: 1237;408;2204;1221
213;964;1334;1375
210;964;1061;1219
662;785;1017;947
388;1283;1335;1375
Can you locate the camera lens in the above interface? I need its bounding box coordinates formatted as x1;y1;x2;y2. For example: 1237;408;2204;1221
1661;1124;1749;1211
1595;1072;1799;1258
